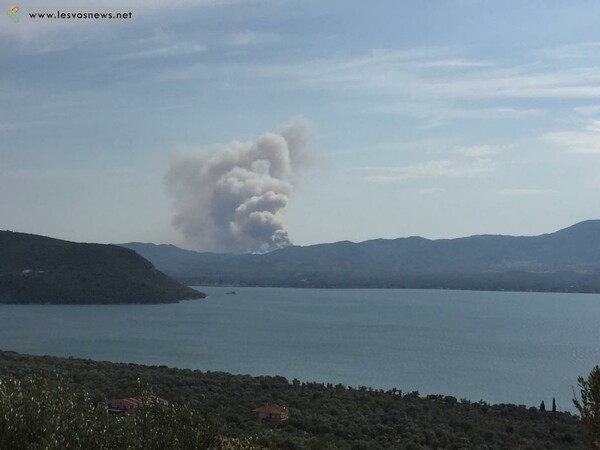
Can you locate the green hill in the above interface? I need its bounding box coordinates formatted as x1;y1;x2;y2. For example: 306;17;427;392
0;230;204;304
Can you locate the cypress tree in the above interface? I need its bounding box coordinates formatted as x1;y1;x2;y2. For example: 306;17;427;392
552;397;556;412
539;400;546;412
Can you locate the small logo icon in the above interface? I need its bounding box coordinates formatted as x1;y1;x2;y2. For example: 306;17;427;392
7;6;21;23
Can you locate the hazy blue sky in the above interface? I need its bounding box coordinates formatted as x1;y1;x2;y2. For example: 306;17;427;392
3;0;600;249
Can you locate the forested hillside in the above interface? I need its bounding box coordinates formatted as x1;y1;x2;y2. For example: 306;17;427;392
0;231;204;304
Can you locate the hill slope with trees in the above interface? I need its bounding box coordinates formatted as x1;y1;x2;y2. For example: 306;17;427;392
0;230;204;304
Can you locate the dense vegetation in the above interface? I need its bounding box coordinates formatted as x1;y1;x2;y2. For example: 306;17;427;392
0;230;204;304
0;350;590;449
0;375;261;449
123;220;600;293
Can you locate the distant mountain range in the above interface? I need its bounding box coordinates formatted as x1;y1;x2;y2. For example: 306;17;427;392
0;231;204;304
121;220;600;293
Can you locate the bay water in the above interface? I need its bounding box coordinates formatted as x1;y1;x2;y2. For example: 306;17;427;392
1;286;599;412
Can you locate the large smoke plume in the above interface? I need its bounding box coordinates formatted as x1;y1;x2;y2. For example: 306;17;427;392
165;117;312;253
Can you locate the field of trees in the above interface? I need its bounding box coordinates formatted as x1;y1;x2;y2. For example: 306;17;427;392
0;350;592;449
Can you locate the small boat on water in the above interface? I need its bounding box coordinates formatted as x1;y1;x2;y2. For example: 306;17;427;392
226;291;236;295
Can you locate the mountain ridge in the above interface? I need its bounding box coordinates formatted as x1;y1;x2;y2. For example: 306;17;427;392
121;220;600;292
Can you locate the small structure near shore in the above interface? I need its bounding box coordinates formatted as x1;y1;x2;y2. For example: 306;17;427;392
252;404;289;422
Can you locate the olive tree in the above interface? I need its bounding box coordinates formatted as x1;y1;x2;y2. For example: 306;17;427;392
573;365;600;449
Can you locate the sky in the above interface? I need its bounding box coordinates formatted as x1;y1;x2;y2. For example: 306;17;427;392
2;0;600;251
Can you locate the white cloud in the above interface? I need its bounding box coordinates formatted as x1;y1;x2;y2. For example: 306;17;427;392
573;105;600;116
466;107;542;117
115;42;207;60
543;121;600;154
538;42;600;61
229;47;600;102
418;187;446;195
367;103;543;119
498;189;554;196
457;145;495;157
414;58;494;69
363;141;497;183
45;38;600;122
230;31;281;47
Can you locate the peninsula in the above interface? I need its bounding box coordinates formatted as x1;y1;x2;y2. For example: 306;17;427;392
0;230;204;304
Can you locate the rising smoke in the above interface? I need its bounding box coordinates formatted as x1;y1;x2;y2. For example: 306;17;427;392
165;117;312;253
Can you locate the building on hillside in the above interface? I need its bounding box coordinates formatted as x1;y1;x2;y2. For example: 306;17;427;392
252;404;289;422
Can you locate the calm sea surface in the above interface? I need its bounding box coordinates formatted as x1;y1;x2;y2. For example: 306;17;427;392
1;287;599;411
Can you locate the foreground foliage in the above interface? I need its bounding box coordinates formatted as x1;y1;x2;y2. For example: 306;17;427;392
0;375;261;449
573;365;600;449
0;350;589;449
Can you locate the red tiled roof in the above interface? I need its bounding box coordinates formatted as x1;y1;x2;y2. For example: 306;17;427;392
106;396;168;413
106;397;143;410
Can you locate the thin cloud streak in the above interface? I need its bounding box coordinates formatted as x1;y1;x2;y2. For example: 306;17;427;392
364;158;496;183
457;145;495;157
498;189;554;196
574;105;600;116
203;48;600;101
115;42;207;60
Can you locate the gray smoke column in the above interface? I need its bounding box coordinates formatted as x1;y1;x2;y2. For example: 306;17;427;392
165;117;312;253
